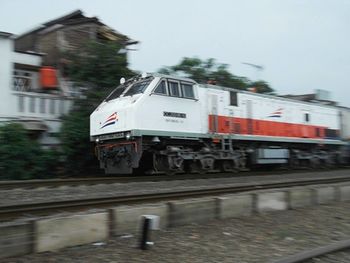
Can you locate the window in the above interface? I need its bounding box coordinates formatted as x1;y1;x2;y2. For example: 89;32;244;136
181;83;194;98
305;113;310;122
230;91;238;106
59;100;64;114
154;79;195;99
124;79;153;96
50;99;56;114
154;80;167;95
168;81;180;97
13;70;35;92
40;98;46;113
29;97;35;113
106;84;128;102
106;77;154;101
18;96;24;112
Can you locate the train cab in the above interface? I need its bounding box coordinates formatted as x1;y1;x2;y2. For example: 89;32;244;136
90;73;203;174
90;73;201;142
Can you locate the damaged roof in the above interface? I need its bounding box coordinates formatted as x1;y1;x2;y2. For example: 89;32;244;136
16;9;138;45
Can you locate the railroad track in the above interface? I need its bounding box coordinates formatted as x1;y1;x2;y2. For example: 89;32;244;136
1;174;350;221
273;238;350;263
0;173;239;190
1;168;349;190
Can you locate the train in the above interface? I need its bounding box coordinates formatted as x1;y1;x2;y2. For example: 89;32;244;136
90;73;350;174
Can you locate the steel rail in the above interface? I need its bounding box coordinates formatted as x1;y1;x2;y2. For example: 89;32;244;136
0;168;348;190
0;175;350;221
0;174;236;190
0;177;135;190
0;172;270;190
0;171;295;190
272;239;350;263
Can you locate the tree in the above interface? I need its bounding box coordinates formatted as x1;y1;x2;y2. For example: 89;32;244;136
60;41;135;175
0;124;57;179
158;57;274;93
65;41;134;90
213;64;249;91
249;80;275;94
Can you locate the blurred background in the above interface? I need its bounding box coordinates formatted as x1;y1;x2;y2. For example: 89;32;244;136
0;0;349;179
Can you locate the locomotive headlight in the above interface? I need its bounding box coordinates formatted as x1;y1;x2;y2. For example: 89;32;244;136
95;138;100;143
125;132;131;140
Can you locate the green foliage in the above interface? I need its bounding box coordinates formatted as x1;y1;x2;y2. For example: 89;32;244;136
60;110;95;175
250;80;275;94
60;41;134;175
0;124;58;180
65;41;134;89
159;57;274;93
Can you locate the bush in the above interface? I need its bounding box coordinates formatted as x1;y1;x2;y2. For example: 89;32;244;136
60;110;98;175
0;123;58;180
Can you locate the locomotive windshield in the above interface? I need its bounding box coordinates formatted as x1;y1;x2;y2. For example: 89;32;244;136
105;84;128;101
124;78;153;96
105;77;154;102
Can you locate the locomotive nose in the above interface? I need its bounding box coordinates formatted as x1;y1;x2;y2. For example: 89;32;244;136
90;98;132;137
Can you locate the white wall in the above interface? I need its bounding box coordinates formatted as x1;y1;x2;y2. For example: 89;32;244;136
12;51;41;66
341;108;350;140
0;35;73;146
0;36;14;120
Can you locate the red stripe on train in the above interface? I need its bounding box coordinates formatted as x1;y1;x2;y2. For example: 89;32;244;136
208;115;331;139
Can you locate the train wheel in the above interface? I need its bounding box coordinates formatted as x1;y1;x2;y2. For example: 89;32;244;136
326;153;337;168
289;156;300;170
309;157;320;169
153;154;183;175
188;160;206;174
221;160;238;173
200;157;215;171
166;156;184;175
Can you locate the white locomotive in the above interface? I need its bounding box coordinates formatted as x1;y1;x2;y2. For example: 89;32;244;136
90;73;346;174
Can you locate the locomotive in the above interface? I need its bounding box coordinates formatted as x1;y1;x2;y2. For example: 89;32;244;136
90;73;348;174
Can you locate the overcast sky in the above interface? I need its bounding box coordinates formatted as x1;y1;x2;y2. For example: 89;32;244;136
1;0;349;107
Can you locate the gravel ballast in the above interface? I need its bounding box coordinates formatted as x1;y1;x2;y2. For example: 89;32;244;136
4;202;350;263
1;170;350;206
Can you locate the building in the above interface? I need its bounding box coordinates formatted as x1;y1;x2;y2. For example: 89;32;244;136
282;89;336;106
14;9;137;68
0;10;136;147
0;31;73;147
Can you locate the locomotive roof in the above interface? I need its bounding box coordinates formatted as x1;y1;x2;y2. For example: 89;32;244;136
147;73;338;110
202;82;341;110
148;73;197;84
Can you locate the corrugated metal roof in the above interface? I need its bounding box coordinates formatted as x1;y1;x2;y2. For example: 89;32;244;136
15;9;138;45
0;31;13;38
